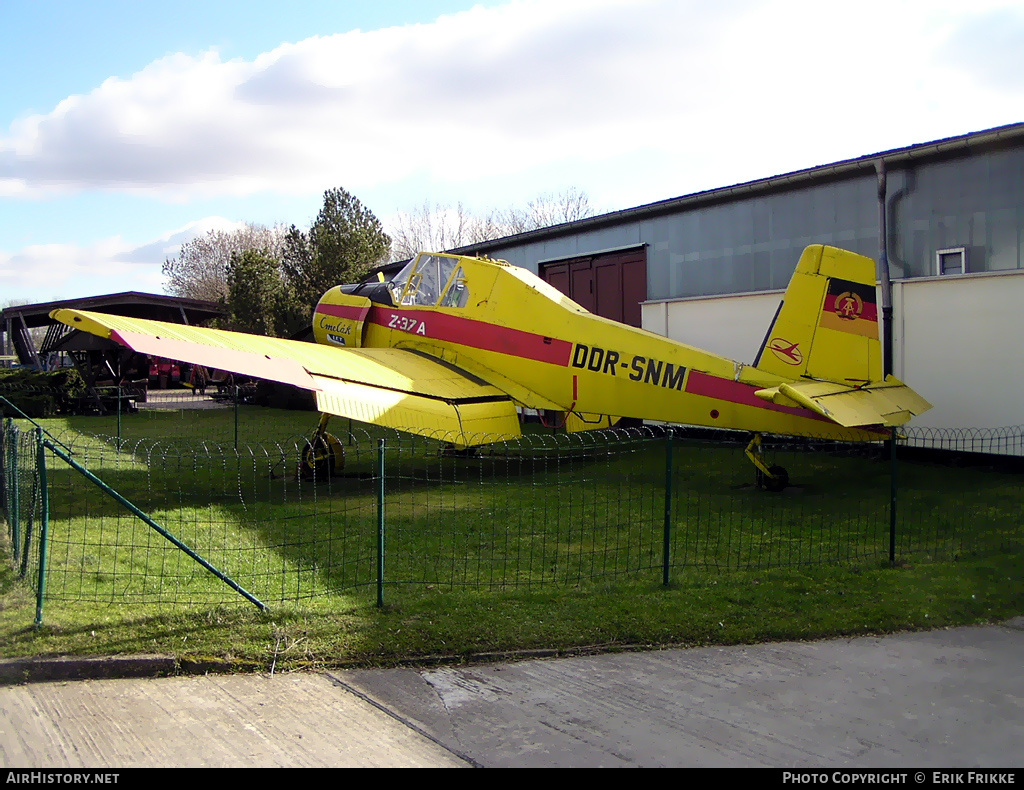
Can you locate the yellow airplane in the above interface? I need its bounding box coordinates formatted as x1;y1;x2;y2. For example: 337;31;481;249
51;244;930;490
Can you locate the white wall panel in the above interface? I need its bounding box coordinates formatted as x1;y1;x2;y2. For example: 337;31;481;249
643;291;784;365
894;272;1024;429
644;271;1024;431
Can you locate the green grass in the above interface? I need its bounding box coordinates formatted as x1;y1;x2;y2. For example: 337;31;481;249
43;401;328;449
1;405;1022;670
2;557;1021;671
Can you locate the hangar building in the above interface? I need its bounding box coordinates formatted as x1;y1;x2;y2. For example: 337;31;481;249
456;123;1024;431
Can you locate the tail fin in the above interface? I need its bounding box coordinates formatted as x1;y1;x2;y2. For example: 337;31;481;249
753;245;883;384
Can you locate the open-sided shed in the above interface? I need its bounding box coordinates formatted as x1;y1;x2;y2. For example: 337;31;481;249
1;292;224;413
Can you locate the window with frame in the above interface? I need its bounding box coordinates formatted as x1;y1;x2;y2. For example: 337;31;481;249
936;247;966;276
438;266;470;307
388;253;461;306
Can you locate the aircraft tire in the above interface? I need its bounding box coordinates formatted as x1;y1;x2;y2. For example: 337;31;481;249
763;465;789;492
300;433;343;482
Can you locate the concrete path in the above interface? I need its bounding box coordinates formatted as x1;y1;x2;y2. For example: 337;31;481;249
335;619;1024;768
0;672;468;768
2;620;1022;768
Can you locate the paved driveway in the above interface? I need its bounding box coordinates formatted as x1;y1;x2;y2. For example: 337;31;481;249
3;619;1022;768
0;672;466;768
336;619;1024;767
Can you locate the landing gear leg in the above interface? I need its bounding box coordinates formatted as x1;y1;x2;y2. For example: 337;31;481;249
300;414;344;481
744;433;789;492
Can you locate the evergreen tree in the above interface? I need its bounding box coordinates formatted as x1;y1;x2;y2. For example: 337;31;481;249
283;187;391;316
225;249;283;336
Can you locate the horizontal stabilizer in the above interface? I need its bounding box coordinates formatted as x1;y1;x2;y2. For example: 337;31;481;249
755;376;932;428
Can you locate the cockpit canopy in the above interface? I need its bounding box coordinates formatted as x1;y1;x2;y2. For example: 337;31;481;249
388;253;470;308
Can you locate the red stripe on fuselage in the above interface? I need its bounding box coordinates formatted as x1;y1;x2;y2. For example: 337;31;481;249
315;302;371;322
367;306;573;366
684;370;830;422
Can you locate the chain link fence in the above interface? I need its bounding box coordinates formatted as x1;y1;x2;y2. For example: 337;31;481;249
2;405;1022;619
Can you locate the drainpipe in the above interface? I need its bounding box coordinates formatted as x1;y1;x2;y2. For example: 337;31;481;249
876;160;894;378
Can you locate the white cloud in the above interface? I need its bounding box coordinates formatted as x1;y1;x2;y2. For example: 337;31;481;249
0;0;1021;203
0;216;243;303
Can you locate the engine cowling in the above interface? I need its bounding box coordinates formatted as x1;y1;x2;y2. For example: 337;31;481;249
312;286;372;348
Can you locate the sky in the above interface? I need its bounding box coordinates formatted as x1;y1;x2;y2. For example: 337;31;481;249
1;0;1023;304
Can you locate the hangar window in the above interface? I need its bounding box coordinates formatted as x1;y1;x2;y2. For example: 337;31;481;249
936;247;966;276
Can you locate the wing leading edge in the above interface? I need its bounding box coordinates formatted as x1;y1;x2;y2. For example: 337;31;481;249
51;309;522;444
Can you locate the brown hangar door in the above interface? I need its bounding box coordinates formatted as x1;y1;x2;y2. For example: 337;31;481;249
540;247;647;328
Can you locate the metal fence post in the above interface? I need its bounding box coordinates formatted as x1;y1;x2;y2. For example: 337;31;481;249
4;420;18;569
34;428;49;629
0;419;6;520
10;423;19;563
663;428;674;587
233;385;239;450
116;383;122;450
18;454;37;578
889;427;898;564
377;437;386;608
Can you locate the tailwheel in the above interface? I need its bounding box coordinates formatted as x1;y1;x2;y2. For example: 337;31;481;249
744;433;789;492
762;465;789;492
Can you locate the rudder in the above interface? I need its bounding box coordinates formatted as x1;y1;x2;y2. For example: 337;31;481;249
753;245;882;384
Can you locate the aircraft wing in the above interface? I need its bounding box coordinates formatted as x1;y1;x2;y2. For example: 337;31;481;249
755;377;932;428
51;309;522;444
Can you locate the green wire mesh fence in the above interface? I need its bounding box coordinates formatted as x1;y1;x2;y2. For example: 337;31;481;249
2;413;1022;615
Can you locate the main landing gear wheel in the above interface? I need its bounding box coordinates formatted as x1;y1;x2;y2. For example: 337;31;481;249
300;413;345;482
300;433;344;481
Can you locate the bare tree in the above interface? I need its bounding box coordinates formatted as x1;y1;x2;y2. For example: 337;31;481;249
162;223;288;301
497;186;595;235
389;188;596;261
389;201;501;261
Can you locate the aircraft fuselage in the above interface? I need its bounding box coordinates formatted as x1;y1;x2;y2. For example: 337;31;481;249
313;252;879;440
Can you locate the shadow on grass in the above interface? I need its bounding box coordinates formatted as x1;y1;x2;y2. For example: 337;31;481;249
1;550;1022;669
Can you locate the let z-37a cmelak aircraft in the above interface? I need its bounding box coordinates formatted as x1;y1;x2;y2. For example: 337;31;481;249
52;244;930;490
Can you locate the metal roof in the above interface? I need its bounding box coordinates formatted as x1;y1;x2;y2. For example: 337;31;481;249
1;291;225;329
454;121;1024;254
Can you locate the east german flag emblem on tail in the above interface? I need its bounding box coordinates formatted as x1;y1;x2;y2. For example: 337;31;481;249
818;278;878;338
